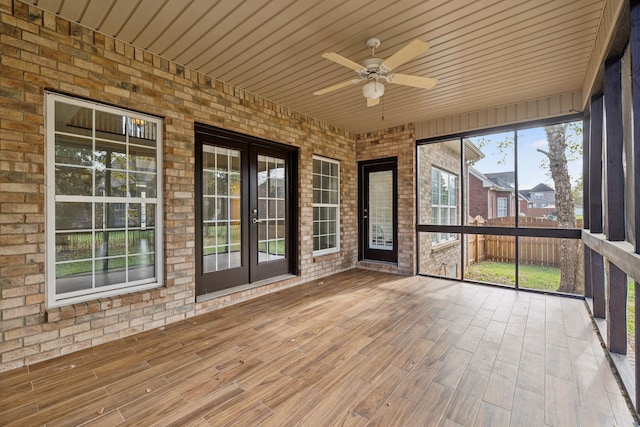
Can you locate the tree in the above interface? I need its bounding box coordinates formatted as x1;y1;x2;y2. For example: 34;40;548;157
572;176;583;210
539;124;583;293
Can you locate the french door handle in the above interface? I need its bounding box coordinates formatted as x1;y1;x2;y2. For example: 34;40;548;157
252;217;264;224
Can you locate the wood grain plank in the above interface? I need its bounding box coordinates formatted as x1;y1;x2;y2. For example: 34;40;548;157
105;351;199;396
510;387;544;426
300;376;370;425
496;332;523;366
432;347;473;389
154;382;245;426
516;351;545;395
466;340;499;378
0;402;38;425
473;401;511;427
455;325;485;352
442;370;490;426
365;394;415;427
352;365;407;419
81;409;126;426
483;360;518;410
220;402;273;427
261;387;324;426
470;308;495;329
481;320;507;345
545;374;581;427
8;389;110;427
117;390;185;422
329;410;369;427
404;381;454;427
204;375;290;425
0;271;634;426
393;356;442;401
425;330;462;362
545;343;574;381
607;390;638;426
392;337;434;371
503;314;527;337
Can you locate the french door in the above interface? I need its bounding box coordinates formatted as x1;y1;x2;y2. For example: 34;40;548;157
359;158;398;263
195;125;297;297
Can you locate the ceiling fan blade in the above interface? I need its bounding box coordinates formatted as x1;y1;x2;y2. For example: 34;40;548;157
313;79;360;96
387;73;438;90
367;97;380;107
380;39;429;72
322;52;366;72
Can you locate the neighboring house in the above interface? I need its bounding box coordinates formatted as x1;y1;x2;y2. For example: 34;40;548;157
520;183;556;208
468;169;529;219
520;183;556;217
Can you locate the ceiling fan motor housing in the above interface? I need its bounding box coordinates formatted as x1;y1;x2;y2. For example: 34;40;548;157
361;57;385;80
315;37;436;106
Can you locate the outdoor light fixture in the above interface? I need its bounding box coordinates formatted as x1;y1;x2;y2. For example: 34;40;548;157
362;79;385;99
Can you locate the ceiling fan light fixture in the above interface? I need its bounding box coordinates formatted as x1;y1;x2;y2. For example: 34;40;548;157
362;80;385;99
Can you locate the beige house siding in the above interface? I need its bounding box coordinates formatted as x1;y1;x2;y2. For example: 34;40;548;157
414;90;582;140
0;1;377;371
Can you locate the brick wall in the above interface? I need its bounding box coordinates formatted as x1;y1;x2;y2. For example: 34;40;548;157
356;124;416;275
0;0;380;372
417;142;463;277
468;174;488;219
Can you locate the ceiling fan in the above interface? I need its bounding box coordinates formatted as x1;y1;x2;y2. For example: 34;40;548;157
313;38;438;107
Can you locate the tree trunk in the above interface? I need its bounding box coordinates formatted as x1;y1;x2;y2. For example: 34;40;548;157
543;125;583;293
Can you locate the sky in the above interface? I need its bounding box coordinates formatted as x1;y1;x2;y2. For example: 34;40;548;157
468;122;583;192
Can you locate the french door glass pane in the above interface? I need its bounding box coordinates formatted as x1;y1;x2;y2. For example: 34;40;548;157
257;155;286;263
202;146;242;273
368;170;393;250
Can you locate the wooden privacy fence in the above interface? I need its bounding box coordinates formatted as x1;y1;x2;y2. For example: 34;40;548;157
467;216;582;267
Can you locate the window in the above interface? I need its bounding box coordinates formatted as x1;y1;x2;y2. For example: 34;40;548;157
46;93;163;308
312;156;340;254
497;197;508;217
431;167;457;244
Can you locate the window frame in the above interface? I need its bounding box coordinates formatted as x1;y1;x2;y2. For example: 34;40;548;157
431;167;458;245
45;92;163;308
497;197;508;217
312;155;340;256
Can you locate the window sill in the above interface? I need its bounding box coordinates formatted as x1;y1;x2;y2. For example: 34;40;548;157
431;239;459;252
313;249;340;259
45;287;167;322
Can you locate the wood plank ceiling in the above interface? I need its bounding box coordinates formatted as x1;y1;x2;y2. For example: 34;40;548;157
22;0;605;133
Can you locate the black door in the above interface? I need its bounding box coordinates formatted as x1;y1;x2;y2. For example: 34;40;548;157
195;125;297;296
359;158;398;263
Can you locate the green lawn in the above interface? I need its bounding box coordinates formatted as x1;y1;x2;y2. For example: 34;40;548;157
464;261;560;291
57;256;154;277
258;240;285;255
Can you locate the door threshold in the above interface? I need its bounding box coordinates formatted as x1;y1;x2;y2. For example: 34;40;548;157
359;260;398;266
196;274;297;303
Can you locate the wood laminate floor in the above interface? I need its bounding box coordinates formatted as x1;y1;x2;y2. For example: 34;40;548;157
0;269;636;426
